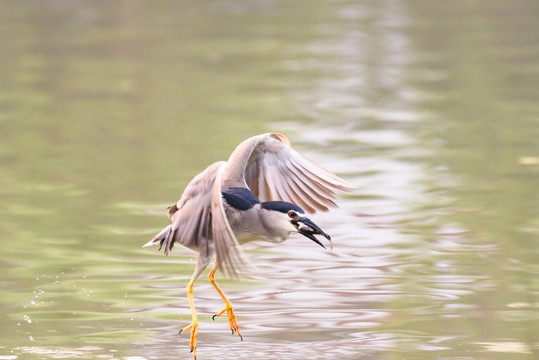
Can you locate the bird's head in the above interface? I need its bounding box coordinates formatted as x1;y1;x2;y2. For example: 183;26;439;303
261;201;332;249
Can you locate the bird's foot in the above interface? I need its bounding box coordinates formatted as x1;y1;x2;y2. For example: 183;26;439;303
178;321;198;359
212;305;243;341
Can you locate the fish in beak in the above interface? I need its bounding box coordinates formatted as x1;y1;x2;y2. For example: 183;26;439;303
294;217;333;250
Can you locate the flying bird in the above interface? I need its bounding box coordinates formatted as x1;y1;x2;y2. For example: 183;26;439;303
144;133;353;358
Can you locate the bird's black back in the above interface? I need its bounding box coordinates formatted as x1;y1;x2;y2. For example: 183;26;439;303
261;201;304;214
222;187;260;210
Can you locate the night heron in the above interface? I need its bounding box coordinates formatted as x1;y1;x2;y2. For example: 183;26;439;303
144;133;352;358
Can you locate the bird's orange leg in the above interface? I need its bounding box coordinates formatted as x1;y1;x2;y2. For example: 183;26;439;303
179;256;210;359
208;262;243;341
179;278;198;358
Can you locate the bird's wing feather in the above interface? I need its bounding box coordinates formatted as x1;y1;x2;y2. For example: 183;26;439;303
146;161;224;259
146;161;249;277
241;133;354;213
211;162;249;277
172;162;226;259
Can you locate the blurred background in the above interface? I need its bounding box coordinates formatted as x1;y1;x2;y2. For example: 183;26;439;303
0;1;538;359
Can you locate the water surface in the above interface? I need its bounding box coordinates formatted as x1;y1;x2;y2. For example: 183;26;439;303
0;1;537;359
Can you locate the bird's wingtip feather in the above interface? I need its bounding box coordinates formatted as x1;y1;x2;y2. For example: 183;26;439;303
142;239;156;247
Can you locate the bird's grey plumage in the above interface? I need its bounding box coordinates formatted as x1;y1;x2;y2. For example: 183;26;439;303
145;133;353;277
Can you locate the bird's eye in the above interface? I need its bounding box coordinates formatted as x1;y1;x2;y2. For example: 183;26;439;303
288;211;297;219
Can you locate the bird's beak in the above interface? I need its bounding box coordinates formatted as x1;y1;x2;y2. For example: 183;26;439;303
295;217;333;250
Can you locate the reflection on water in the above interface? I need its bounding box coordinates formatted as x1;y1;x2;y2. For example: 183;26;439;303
1;1;538;359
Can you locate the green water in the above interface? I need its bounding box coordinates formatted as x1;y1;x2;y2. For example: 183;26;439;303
1;1;537;359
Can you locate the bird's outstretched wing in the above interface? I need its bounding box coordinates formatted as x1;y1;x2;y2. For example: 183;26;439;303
223;133;354;213
145;161;247;277
145;161;224;257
